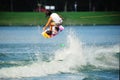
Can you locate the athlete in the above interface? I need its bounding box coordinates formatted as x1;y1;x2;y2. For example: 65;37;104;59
43;10;64;36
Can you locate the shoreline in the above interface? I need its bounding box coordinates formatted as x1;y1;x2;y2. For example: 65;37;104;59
0;12;120;26
0;24;120;27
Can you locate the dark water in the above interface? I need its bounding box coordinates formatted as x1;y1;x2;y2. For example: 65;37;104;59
0;26;119;80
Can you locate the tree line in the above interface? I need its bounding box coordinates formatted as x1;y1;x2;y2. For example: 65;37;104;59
0;0;119;12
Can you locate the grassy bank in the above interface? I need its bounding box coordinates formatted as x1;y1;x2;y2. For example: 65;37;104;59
0;12;120;26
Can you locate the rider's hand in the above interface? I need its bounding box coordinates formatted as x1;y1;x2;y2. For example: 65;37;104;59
43;27;46;31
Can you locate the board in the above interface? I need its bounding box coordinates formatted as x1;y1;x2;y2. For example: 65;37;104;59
42;25;64;38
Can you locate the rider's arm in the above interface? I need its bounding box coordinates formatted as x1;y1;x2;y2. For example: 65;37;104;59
43;17;52;31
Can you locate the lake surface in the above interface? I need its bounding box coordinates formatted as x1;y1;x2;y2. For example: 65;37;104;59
0;25;119;80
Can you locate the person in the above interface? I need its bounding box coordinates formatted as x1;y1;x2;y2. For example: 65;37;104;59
74;2;77;12
43;10;64;37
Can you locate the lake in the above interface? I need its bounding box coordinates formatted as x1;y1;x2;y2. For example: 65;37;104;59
0;25;119;80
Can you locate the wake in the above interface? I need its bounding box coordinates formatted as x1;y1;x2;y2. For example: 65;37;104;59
0;29;119;78
0;30;85;78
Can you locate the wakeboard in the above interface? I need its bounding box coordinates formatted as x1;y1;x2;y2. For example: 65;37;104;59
42;25;64;38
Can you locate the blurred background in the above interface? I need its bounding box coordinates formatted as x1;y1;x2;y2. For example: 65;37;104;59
0;0;120;12
0;0;120;26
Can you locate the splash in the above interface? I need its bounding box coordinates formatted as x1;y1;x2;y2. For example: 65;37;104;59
0;30;86;78
83;45;119;70
54;30;86;67
0;29;119;78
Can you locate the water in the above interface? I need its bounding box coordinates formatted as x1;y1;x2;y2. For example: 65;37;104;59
0;25;119;80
